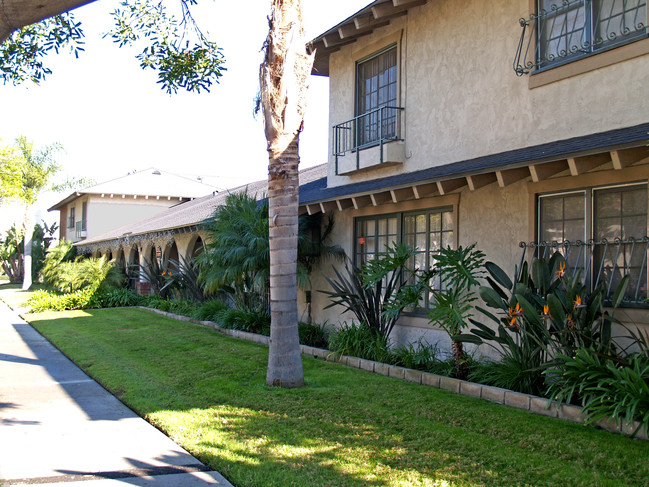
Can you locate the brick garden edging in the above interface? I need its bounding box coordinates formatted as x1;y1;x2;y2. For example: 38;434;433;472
140;307;648;441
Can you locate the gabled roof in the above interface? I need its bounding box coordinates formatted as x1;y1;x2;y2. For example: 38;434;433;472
308;0;427;76
77;164;328;247
48;168;216;211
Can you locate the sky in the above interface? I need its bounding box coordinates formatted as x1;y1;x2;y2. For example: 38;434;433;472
0;0;370;231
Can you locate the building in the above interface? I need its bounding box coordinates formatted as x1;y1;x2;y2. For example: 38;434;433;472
66;0;648;353
300;0;649;348
73;165;328;294
49;168;215;245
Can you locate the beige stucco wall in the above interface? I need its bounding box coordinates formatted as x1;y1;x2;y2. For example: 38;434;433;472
326;0;649;188
307;167;649;357
87;196;172;239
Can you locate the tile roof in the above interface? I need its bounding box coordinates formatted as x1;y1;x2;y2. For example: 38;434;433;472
49;168;217;211
78;163;328;246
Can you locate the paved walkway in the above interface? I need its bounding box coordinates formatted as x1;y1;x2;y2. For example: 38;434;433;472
0;300;232;486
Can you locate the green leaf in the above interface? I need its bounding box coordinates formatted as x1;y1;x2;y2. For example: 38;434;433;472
479;286;504;309
611;275;630;309
547;294;565;324
515;293;542;327
485;261;512;290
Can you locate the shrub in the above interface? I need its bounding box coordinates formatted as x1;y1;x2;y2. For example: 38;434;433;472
168;299;196;317
323;243;421;342
27;288;96;312
545;347;649;438
215;307;271;335
97;288;143;308
328;322;393;364
298;322;328;348
192;299;230;321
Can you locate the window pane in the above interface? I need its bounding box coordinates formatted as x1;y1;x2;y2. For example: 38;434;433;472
415;234;426;251
442;211;454;230
416;214;426;232
594;0;647;47
538;0;587;64
429;213;441;232
388;217;398;235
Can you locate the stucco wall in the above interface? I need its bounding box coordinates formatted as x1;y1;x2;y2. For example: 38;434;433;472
307;169;648;357
87;197;172;239
326;0;649;188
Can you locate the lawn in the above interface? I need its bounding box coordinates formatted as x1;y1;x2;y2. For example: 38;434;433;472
0;282;43;310
25;307;649;487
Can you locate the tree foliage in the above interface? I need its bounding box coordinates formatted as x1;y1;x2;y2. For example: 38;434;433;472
0;0;226;94
0;13;84;85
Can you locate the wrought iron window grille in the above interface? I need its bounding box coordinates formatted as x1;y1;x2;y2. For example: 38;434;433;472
333;105;404;174
518;237;649;306
514;0;647;75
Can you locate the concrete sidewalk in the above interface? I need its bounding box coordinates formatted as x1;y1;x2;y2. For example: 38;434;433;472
0;300;232;486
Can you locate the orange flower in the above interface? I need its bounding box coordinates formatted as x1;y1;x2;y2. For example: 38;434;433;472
567;314;575;329
556;262;566;279
542;304;552;320
507;303;523;328
573;295;583;309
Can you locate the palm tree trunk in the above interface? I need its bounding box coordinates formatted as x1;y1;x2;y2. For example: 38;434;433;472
452;340;468;380
266;135;303;387
261;0;313;388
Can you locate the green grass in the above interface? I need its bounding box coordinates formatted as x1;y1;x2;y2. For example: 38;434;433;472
0;282;44;310
25;307;649;487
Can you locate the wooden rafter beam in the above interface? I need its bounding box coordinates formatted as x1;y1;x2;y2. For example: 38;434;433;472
611;147;649;170
336;199;354;211
372;0;426;19
390;187;415;203
319;202;338;213
436;178;467;195
393;0;427;6
467;173;498;191
412;182;438;199
567;153;611;176
496;167;530;187
370;192;392;206
529;160;569;182
352;195;373;209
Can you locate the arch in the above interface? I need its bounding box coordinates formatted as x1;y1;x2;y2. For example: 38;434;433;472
162;239;179;268
186;234;204;261
126;246;140;290
114;248;125;269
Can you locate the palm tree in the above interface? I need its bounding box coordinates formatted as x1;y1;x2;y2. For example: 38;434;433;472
260;0;314;388
0;137;62;290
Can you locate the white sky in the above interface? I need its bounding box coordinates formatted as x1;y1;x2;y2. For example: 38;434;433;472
0;0;369;232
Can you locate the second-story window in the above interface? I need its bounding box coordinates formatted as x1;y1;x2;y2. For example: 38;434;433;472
355;45;398;147
68;207;75;228
538;0;647;69
81;202;87;231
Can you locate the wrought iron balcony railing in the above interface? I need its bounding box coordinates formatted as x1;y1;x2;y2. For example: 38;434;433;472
518;237;649;305
514;0;647;75
333;106;404;175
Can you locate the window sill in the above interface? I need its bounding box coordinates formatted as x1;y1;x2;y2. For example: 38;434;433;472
529;36;649;89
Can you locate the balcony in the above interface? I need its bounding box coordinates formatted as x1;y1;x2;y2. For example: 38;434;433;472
333;106;405;175
519;238;649;306
75;220;87;239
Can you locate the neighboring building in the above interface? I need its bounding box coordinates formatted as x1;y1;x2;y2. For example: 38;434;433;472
48;168;215;244
300;0;649;348
74;164;328;294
